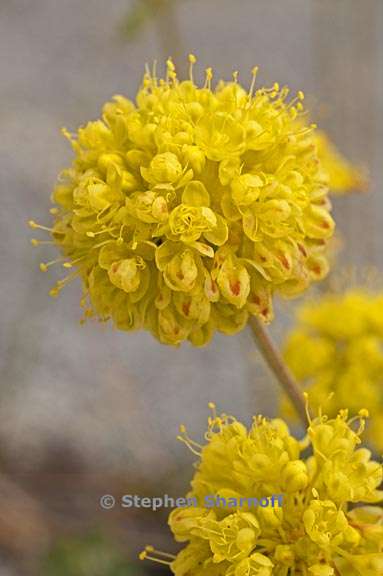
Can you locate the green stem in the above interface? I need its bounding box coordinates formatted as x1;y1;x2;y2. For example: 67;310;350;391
249;316;308;427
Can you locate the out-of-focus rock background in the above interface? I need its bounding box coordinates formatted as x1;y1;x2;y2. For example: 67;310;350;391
0;1;382;574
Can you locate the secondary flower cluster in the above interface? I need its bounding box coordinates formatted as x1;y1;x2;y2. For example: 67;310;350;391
314;131;367;195
282;290;383;452
149;406;383;576
32;57;335;345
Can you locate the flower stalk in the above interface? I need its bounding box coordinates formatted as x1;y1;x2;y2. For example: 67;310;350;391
249;316;308;426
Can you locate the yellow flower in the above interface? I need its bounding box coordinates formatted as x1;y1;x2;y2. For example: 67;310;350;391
314;131;368;195
141;405;383;575
30;56;335;345
282;289;383;451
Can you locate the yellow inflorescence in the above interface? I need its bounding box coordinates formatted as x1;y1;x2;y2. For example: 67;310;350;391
143;406;383;575
31;56;335;345
282;290;383;452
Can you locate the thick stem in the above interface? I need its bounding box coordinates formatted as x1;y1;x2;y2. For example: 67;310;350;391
249;316;308;427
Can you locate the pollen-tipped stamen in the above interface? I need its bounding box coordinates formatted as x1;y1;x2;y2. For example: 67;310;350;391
188;53;196;83
29;220;54;233
31;238;54;246
139;546;174;565
248;66;259;100
39;258;67;272
177;424;202;456
204;67;213;90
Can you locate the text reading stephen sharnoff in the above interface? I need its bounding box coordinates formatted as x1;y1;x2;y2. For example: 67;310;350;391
120;493;283;511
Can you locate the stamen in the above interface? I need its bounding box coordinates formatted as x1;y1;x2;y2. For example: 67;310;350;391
177;424;202;456
152;60;157;85
96;203;113;221
144;546;176;560
28;220;54;233
79;308;93;324
117;224;125;245
49;269;81;297
80;294;88;308
303;392;312;425
86;225;118;238
204;67;213;90
139;546;172;566
61;127;74;142
232;70;239;84
30;238;54;246
62;255;85;269
49;207;59;215
208;401;217;420
248;66;259;100
188;53;196;83
166;58;177;84
39;258;65;272
293;124;317;138
91;239;115;250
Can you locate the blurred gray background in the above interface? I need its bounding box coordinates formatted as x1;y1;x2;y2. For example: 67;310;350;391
0;0;382;574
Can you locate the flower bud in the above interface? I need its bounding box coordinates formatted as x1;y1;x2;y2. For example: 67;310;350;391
281;460;309;492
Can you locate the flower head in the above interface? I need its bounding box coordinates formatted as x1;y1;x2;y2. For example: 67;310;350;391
31;56;335;345
141;405;383;575
282;289;383;451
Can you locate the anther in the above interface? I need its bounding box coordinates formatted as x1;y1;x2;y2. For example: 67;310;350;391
139;550;147;561
49;287;60;298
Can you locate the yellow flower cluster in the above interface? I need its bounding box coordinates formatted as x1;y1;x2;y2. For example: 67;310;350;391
143;406;382;575
314;132;368;195
31;57;335;345
283;290;383;451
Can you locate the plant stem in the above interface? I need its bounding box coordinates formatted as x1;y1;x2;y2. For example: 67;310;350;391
249;316;308;426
